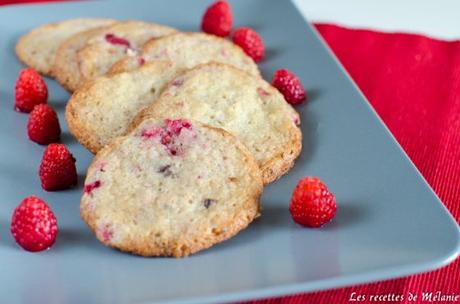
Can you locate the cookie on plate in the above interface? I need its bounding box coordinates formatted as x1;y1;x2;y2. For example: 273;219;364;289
54;20;177;91
77;21;177;86
133;63;302;184
16;18;116;76
109;32;259;76
81;118;263;257
53;27;109;92
66;60;183;153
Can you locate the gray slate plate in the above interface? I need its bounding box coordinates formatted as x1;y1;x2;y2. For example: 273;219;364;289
0;0;458;303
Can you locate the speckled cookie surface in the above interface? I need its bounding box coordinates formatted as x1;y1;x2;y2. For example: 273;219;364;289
109;32;259;76
53;27;109;92
133;63;302;184
77;21;177;84
53;21;177;91
66;61;183;153
81;118;263;257
16;18;115;76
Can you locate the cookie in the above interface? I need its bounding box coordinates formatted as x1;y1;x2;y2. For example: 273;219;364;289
133;63;302;184
81;118;263;257
16;18;116;76
78;21;177;86
53;27;109;92
109;32;259;76
66;60;183;153
53;21;177;92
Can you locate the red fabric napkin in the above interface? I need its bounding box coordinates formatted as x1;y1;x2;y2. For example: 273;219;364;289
247;24;460;304
0;0;67;4
1;0;458;301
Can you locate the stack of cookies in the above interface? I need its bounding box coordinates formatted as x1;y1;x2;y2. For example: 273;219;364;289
16;17;302;257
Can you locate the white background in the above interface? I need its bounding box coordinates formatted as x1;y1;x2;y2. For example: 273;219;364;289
293;0;460;40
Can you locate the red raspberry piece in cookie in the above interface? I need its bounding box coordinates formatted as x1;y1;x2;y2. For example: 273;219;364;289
141;118;194;156
14;68;48;113
84;180;101;196
105;33;131;48
164;118;192;135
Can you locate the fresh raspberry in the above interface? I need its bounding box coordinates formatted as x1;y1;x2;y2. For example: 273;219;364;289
201;0;232;37
232;27;265;62
39;144;78;191
27;104;61;145
14;68;48;113
272;69;307;105
289;177;337;227
10;196;58;252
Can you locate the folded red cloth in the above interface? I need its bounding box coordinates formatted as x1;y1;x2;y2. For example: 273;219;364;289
247;23;460;304
2;0;458;301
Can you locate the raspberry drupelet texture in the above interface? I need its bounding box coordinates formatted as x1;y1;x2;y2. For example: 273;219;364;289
27;104;61;145
272;68;307;105
201;0;233;37
39;144;78;191
232;27;265;62
14;68;48;112
10;196;58;252
290;177;337;227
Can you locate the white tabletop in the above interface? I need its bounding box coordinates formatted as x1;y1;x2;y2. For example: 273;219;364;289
293;0;460;40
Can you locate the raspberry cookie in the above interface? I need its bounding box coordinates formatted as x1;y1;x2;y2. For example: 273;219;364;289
133;63;302;184
53;21;177;91
16;18;115;76
66;61;183;153
77;21;177;84
109;32;259;76
53;27;110;92
81;118;263;257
